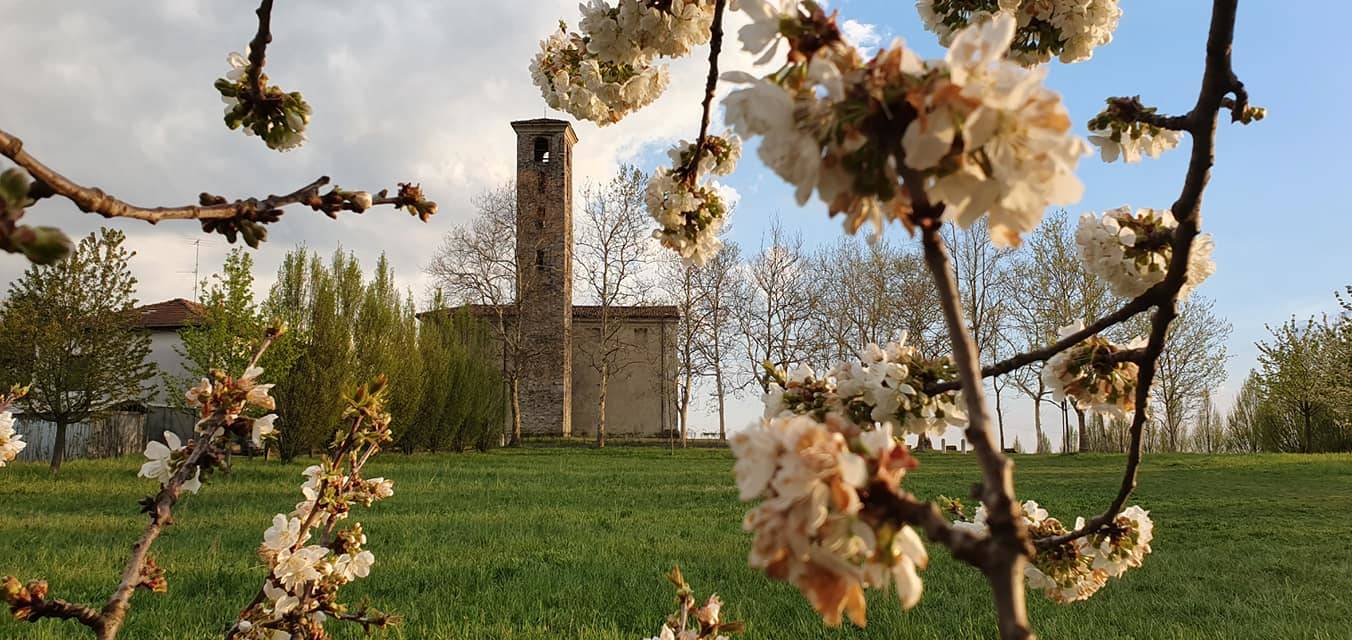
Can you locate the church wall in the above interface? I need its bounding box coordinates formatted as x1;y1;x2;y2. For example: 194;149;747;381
570;317;677;437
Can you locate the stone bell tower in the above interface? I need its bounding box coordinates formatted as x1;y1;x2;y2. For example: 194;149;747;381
511;118;577;437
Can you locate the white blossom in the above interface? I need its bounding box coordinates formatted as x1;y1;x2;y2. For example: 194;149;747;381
917;0;1121;65
251;414;278;447
732;411;926;626
1089;125;1181;163
530;26;669;126
272;545;329;592
1076;207;1214;299
0;411;26;466
333;550;375;582
261;514;308;555
1042;321;1145;420
138;431;201;494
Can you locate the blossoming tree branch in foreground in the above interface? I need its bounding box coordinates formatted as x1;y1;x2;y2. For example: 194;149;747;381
3;327;402;640
0;386;29;467
533;0;1259;638
0;0;436;266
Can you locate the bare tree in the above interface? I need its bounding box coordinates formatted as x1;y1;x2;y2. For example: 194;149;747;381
691;238;741;440
946;219;1013;449
1225;372;1264;453
425;182;537;446
1189;390;1226;453
660;252;707;447
575;166;654;448
733;220;815;393
807;236;943;365
1151;297;1231;452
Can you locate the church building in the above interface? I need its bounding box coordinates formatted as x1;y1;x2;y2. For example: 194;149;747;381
452;119;679;439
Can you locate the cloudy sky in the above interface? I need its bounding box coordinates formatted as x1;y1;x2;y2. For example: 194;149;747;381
3;1;1350;447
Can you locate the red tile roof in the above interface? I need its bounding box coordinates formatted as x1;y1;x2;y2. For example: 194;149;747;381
132;298;205;329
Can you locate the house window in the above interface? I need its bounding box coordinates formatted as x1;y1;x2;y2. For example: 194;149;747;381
634;327;648;340
534;137;551;164
536;249;546;270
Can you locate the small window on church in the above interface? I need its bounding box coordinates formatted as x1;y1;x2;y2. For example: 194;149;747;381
534;137;551;164
536;249;546;270
634;327;648;340
537;206;546;229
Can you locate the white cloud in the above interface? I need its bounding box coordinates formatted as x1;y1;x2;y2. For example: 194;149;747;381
840;18;882;54
0;0;772;309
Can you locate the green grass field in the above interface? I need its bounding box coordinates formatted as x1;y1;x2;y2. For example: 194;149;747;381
2;448;1350;639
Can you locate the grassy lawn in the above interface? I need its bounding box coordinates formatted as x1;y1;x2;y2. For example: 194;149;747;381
2;448;1350;639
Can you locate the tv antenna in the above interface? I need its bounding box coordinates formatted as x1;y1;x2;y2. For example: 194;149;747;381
175;238;209;302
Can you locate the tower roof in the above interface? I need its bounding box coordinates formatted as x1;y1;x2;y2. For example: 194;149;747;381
511;118;578;143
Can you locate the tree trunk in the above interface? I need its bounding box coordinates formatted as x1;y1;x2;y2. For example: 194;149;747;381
1032;400;1044;454
49;419;68;474
716;367;727;441
994;383;1006;451
1075;408;1088;453
679;373;691;448
509;376;523;447
596;364;608;449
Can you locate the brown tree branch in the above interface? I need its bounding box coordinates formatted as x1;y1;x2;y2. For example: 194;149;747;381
1036;0;1244;551
677;0;728;182
0;129;431;232
862;485;988;568
927;294;1157;394
245;0;275;99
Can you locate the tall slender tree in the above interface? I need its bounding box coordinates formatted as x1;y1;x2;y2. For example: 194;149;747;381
691;239;741;440
575;166;653;448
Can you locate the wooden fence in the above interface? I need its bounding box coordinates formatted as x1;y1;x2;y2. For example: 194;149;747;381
13;406;197;463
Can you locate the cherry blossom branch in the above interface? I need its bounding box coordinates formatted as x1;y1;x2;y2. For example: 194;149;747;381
0;128;435;246
3;332;280;639
919;219;1035;640
1036;0;1244;551
926;295;1157;394
695;0;728;153
861;485;988;567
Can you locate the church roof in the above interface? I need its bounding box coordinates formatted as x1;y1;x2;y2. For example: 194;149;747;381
131;298;206;329
419;304;679;321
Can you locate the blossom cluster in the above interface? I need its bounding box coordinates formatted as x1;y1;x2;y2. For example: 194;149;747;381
643;567;743;640
531;26;669;125
0;413;23;467
1041;321;1144;420
138;366;279;494
533;0;722;126
215;50;312;151
646;135;740;266
953;500;1153;603
732;338;960;625
724;8;1087;246
0;390;27;467
764;338;967;436
1076;207;1215;299
732;413;927;626
580;0;719;63
231;376;397;640
1085;99;1183;163
917;0;1121;65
